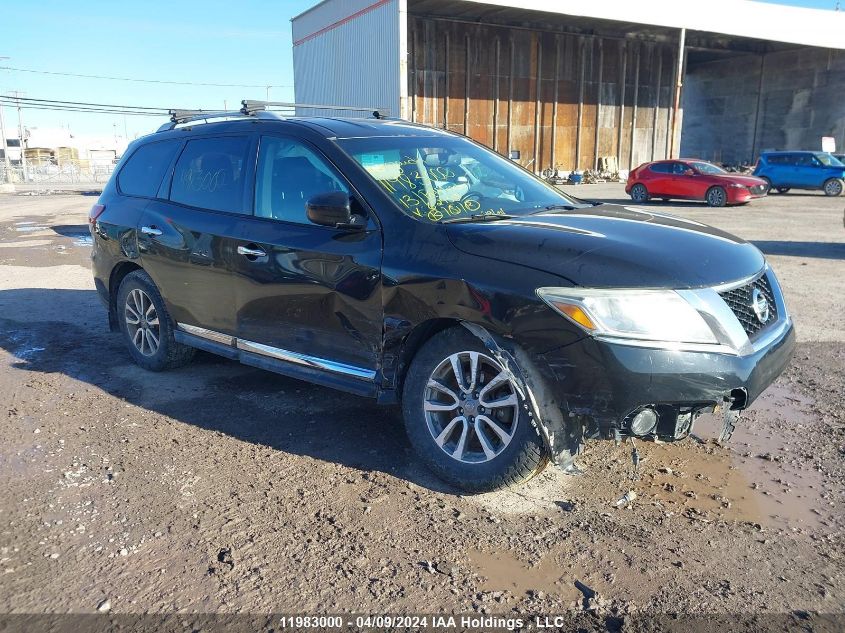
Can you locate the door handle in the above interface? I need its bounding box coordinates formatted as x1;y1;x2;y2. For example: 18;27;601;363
140;225;162;236
237;245;267;258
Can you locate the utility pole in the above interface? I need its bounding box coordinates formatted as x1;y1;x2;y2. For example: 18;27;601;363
0;56;9;182
0;101;9;183
11;90;27;182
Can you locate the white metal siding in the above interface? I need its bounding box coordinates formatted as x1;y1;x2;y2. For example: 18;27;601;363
292;0;402;118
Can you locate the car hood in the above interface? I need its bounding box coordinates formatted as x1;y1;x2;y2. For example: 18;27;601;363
709;174;768;187
445;204;765;288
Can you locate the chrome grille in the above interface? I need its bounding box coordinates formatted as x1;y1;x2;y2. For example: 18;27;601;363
719;273;778;338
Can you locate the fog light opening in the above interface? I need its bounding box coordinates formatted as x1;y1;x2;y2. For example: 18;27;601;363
630;408;658;436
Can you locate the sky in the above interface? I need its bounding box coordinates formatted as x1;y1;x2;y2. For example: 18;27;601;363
0;0;839;141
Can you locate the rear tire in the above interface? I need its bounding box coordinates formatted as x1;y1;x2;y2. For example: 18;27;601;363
706;186;727;207
823;178;843;197
116;270;195;372
630;183;649;203
775;186;790;194
401;327;549;493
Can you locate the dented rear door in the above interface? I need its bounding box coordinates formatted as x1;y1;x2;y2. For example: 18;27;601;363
231;133;384;374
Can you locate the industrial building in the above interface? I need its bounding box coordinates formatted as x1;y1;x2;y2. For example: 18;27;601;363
292;0;845;173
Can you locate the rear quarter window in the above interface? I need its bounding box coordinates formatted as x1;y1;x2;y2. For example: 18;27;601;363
169;136;252;213
117;140;181;198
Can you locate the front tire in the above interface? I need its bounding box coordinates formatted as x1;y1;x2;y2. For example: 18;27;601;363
630;183;649;203
706;186;727;207
823;178;843;197
116;270;195;371
401;327;548;493
775;186;790;194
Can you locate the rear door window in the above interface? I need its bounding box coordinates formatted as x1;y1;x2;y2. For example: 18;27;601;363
118;140;181;198
169;136;252;213
649;163;671;173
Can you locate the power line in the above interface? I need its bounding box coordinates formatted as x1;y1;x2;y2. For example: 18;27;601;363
0;102;165;117
0;65;291;89
0;95;170;119
2;95;171;111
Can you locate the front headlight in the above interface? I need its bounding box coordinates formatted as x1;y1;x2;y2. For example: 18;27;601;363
536;287;718;344
728;183;747;189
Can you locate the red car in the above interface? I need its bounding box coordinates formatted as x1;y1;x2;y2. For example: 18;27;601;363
626;159;769;207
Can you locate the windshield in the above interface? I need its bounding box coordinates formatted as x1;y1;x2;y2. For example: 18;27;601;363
688;161;726;175
816;153;844;167
336;135;581;222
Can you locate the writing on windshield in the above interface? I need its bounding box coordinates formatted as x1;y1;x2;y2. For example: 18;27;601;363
339;137;573;224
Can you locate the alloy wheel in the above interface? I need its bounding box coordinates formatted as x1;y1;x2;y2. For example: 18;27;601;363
124;288;160;357
631;184;647;202
708;188;725;206
423;351;520;464
825;179;843;196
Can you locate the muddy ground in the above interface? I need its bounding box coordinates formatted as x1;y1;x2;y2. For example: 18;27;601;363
0;186;843;628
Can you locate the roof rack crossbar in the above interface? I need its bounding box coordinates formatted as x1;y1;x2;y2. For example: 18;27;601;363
242;100;390;118
156;108;281;132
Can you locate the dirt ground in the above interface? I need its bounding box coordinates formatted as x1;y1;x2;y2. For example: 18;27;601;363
0;186;843;628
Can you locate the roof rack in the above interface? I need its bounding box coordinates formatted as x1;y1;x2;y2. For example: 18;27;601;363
156;109;281;132
242;100;390;119
156;101;392;133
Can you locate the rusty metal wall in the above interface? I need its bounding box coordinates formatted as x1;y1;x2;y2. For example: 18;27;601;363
408;16;676;173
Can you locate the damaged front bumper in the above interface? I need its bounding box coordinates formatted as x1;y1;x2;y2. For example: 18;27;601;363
535;315;796;442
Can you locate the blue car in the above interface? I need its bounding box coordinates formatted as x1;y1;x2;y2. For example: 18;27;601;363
754;151;845;196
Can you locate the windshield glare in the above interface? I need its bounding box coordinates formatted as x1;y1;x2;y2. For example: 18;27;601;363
337;136;580;222
689;161;726;175
817;153;843;167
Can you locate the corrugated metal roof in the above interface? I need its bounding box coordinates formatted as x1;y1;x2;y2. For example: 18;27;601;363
435;0;845;50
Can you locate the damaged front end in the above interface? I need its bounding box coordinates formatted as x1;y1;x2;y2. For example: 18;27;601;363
460;322;584;470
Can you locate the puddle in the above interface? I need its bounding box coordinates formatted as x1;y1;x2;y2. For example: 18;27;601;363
0;240;53;248
468;548;581;600
17;347;46;359
73;235;93;247
643;384;825;530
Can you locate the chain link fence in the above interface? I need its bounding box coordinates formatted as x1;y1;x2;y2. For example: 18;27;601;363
1;161;115;189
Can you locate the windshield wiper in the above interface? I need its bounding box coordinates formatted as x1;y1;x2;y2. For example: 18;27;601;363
442;214;515;224
527;203;577;215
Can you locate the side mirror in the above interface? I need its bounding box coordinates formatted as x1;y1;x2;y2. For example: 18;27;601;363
306;192;359;229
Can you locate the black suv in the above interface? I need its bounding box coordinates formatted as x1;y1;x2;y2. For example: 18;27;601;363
90;107;795;492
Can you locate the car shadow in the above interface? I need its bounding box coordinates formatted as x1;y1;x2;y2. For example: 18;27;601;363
0;287;457;494
51;224;91;239
753;240;845;260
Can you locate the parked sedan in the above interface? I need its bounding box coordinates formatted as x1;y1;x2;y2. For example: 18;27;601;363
626;159;769;207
